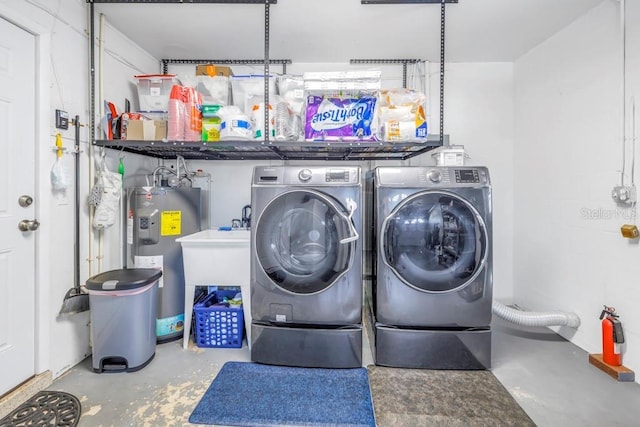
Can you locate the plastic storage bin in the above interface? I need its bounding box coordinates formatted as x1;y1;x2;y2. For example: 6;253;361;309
135;74;176;112
194;290;244;348
86;268;162;373
431;145;466;166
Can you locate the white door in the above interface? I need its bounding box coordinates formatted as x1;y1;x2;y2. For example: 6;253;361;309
0;17;37;396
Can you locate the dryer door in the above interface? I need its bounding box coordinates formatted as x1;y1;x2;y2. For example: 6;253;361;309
255;189;357;294
381;190;488;292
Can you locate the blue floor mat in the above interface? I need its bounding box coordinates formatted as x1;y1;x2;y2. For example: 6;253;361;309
189;361;375;426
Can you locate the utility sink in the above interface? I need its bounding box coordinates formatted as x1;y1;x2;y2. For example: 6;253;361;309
176;228;251;349
176;229;250;285
177;228;250;245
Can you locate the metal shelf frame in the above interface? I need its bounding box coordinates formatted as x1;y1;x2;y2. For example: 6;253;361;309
88;1;277;4
362;0;457;4
350;58;424;89
94;136;447;161
161;58;291;75
88;0;455;161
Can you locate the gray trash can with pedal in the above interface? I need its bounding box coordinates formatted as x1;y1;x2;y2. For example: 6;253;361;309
86;268;162;373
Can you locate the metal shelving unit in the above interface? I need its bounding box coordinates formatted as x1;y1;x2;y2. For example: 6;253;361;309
88;0;454;161
93;136;446;161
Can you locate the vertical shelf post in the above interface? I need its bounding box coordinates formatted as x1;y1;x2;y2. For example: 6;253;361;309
264;0;271;144
439;0;446;146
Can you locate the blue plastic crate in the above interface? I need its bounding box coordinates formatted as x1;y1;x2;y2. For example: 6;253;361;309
193;290;244;348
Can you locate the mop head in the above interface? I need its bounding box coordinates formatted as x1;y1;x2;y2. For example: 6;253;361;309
59;287;90;316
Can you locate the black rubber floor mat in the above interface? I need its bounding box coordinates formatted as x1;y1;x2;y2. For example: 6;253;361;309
0;390;81;427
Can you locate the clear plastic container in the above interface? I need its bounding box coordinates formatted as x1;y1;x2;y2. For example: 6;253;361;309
135;74;177;112
274;101;290;141
431;145;466;166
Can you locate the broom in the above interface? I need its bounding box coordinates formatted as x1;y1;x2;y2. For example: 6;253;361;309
60;115;90;315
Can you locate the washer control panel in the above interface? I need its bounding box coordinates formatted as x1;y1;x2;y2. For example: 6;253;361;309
325;168;350;183
255;166;360;185
295;168;352;183
454;169;480;184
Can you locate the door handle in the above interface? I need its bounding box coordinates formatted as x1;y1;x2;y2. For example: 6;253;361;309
18;195;33;207
18;219;40;232
339;199;359;244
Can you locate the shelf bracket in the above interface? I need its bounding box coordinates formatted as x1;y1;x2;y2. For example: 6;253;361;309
266;145;288;161
361;0;453;146
88;1;278;4
161;58;291;75
349;59;423;89
361;1;457;4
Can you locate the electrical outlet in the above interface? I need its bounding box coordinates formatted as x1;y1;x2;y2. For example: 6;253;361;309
611;185;636;205
55;109;69;130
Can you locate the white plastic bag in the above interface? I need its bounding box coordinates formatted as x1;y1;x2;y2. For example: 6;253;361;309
92;156;122;230
51;156;70;191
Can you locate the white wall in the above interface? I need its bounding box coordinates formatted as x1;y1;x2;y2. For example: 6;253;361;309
514;0;640;375
430;62;515;301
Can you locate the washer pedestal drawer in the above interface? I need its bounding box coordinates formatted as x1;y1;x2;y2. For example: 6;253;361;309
251;323;362;368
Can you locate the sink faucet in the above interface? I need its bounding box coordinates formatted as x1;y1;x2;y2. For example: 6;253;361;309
241;205;251;229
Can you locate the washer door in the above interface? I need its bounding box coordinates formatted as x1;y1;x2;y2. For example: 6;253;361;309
381;190;488;292
256;189;357;294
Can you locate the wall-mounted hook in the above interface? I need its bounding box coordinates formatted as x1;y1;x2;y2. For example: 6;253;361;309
53;133;66;157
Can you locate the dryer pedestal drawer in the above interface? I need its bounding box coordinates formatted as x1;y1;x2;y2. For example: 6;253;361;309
251;323;362;368
375;325;491;370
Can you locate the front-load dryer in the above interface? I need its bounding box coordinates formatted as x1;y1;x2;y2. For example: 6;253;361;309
250;165;363;368
367;166;492;369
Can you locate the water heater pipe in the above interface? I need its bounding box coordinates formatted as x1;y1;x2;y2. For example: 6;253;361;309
492;300;581;328
95;13;107;274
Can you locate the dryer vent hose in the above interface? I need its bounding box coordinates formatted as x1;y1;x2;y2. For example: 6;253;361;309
492;300;581;329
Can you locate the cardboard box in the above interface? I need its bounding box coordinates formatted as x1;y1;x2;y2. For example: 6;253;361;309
125;119;167;141
120;113;143;140
195;64;234;77
120;112;167;140
152;120;167;140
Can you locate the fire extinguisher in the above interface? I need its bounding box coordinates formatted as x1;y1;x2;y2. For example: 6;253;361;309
599;306;625;366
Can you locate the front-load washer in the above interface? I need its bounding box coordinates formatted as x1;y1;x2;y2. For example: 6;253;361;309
250;165;363;368
366;166;492;369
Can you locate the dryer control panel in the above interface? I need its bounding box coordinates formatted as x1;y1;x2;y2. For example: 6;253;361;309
375;166;490;188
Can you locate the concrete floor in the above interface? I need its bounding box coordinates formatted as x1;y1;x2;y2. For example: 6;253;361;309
36;318;640;427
